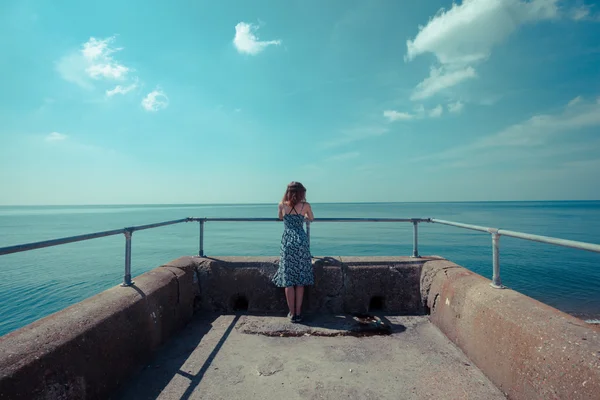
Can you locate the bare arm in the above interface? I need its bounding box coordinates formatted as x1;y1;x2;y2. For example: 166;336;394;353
304;203;314;222
278;202;284;220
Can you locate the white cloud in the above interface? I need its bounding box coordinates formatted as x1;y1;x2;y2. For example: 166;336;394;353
429;105;443;118
87;63;129;80
45;132;67;142
383;110;415;122
57;36;131;88
406;0;560;66
106;82;137;97
82;37;119;60
233;22;281;55
81;37;129;80
404;0;575;101
411;66;476;100
141;90;169;112
448;101;465;113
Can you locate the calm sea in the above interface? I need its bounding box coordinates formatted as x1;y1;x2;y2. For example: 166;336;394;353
1;201;599;336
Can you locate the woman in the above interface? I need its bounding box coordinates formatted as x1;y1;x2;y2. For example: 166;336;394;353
272;181;315;323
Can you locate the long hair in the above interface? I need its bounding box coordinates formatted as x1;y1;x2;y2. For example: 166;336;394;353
282;181;307;209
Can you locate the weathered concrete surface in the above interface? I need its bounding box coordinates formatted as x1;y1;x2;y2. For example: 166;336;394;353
190;256;438;315
340;256;431;315
423;259;600;400
0;265;195;400
113;314;506;400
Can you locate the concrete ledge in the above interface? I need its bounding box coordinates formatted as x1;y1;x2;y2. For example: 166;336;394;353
0;264;195;400
191;256;436;315
423;259;600;400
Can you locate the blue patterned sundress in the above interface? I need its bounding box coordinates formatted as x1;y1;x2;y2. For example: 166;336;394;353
272;208;314;287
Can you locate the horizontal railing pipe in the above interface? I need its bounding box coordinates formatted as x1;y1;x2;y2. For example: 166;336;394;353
430;219;492;233
2;215;599;294
0;218;191;256
128;218;191;232
0;228;126;256
194;217;431;223
431;218;600;254
498;229;600;254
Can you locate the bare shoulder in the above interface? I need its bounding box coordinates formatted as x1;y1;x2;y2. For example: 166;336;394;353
303;202;312;209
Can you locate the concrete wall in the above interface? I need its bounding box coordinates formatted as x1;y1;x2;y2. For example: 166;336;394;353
189;256;427;315
2;255;599;400
0;264;196;400
0;255;427;399
421;259;600;400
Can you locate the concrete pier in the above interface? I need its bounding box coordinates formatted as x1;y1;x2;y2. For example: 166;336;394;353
113;314;506;400
1;256;599;400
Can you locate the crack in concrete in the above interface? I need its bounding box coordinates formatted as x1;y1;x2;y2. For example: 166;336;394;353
432;293;440;312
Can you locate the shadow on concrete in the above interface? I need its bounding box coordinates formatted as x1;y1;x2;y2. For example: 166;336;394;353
110;313;230;400
130;284;146;299
177;315;240;400
235;313;407;338
300;313;407;336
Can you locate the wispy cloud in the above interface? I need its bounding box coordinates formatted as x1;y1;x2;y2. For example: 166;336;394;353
320;126;388;148
448;101;464;113
106;82;138;97
57;36;131;89
413;95;600;165
45;132;67;142
404;0;590;99
428;105;443;118
141;90;169;112
411;66;476;100
383;104;445;122
383;110;414;122
233;22;281;55
567;96;583;107
569;4;600;21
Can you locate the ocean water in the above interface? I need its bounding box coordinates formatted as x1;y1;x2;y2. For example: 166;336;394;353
1;201;599;336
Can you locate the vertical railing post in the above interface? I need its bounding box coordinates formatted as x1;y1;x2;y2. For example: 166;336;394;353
121;229;133;287
199;219;205;257
490;230;504;288
306;221;311;250
412;220;420;258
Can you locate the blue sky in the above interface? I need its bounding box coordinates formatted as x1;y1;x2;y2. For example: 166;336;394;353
1;0;599;205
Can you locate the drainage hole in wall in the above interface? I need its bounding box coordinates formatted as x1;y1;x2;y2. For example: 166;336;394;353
369;296;385;311
232;294;249;311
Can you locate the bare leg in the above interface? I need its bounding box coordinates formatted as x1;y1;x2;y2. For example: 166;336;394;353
295;286;304;315
284;286;295;315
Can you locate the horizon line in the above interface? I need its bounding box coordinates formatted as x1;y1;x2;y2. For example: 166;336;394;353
1;199;599;207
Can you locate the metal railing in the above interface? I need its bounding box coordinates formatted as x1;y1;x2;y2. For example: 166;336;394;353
1;217;599;289
0;218;192;287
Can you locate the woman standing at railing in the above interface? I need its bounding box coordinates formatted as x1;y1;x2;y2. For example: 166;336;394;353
273;181;315;323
